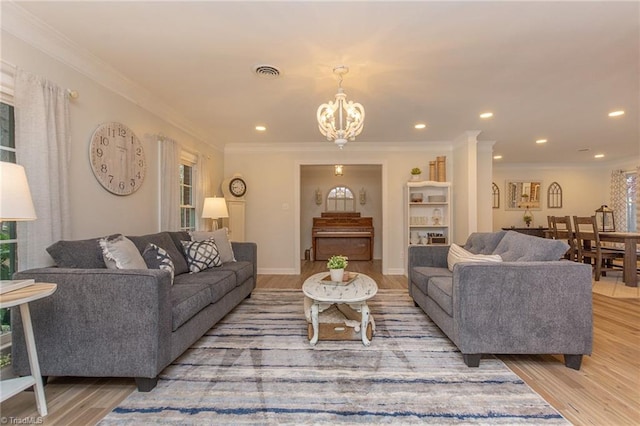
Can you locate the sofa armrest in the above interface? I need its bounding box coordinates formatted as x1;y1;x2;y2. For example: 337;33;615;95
232;241;257;278
452;261;593;355
11;267;173;379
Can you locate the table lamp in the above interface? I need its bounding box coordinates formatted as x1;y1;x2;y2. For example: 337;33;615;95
0;162;37;293
202;197;228;231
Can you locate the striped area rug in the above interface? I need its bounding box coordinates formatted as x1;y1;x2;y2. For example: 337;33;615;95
100;289;567;425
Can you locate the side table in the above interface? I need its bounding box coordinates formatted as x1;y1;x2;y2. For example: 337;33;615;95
0;283;57;416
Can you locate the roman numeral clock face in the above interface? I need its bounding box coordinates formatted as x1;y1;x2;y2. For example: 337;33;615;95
89;122;146;196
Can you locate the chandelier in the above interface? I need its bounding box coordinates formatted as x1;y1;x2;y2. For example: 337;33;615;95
317;66;365;149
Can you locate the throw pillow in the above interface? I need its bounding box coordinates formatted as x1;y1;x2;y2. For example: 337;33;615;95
99;234;147;270
189;228;236;263
181;239;222;272
447;243;503;272
493;231;569;262
142;243;175;284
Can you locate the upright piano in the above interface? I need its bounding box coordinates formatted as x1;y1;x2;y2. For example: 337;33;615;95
312;212;374;261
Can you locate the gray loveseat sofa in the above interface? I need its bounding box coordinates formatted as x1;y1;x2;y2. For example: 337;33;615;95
408;230;593;369
11;230;257;391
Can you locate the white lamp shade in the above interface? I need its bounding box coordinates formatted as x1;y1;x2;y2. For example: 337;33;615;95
202;197;229;219
0;162;37;221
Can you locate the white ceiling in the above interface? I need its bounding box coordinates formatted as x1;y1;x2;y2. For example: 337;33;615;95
6;1;639;164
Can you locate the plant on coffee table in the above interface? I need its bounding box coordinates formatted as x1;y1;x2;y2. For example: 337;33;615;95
327;255;349;282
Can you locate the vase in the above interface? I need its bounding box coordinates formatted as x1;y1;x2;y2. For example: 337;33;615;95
411;174;421;181
329;268;344;282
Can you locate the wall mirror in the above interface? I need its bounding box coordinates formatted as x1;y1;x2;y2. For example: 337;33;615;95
505;180;542;210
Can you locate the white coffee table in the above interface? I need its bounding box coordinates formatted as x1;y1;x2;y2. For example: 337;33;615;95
302;272;378;346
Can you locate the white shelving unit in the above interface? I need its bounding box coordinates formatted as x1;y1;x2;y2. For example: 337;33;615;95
406;180;452;247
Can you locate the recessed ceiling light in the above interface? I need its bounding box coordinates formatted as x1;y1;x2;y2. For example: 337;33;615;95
594;154;605;159
255;125;266;132
493;155;502;160
608;110;625;117
535;139;547;144
480;112;494;119
414;123;427;129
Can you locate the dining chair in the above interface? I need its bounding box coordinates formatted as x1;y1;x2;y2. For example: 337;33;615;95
573;215;624;281
551;215;577;261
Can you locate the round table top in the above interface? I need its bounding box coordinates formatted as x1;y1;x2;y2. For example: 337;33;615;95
0;283;57;308
302;272;378;303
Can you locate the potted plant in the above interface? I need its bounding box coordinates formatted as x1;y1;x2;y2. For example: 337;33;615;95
327;255;348;282
411;167;422;181
523;208;533;227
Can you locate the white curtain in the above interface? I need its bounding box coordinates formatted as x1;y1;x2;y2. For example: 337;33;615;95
609;170;627;232
159;137;181;231
636;166;640;232
196;154;214;230
14;69;71;269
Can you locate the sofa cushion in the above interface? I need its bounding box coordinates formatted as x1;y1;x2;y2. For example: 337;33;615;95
173;268;236;304
190;228;236;263
46;235;118;268
128;232;189;276
427;276;453;317
493;231;569;262
411;266;452;295
216;261;253;286
181;239;222;272
143;243;175;284
447;243;502;271
170;283;213;331
99;235;147;269
464;231;507;255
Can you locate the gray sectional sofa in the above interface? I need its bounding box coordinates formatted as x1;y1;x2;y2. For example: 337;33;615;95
408;230;593;369
11;230;256;391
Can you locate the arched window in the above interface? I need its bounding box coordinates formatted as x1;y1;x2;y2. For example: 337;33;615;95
548;181;562;208
492;182;500;209
326;186;356;212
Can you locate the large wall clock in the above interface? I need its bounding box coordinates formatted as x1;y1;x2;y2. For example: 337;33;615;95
89;122;146;196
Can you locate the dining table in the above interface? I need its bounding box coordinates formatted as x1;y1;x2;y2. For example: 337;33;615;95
593;231;640;287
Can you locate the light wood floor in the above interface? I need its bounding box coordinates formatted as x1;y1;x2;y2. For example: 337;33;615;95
1;260;638;425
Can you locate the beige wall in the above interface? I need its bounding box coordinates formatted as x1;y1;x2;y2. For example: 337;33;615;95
2;32;223;241
492;159;639;230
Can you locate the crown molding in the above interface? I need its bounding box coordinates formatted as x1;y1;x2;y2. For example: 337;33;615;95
2;1;216;148
224;141;454;154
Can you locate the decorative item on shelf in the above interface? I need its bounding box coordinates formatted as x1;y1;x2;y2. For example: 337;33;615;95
410;193;423;203
315;188;322;205
410;231;420;245
334;164;343;176
436;156;447;182
595;205;615;231
327;255;349;282
523;207;533;228
359;188;366;205
317;65;365;149
428;161;437;181
432;208;442;226
410;167;422;181
202;197;229;231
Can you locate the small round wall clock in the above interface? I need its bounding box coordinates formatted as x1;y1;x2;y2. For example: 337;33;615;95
89;122;146;196
229;176;247;197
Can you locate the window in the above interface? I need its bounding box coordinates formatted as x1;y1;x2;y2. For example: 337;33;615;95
626;171;637;232
179;162;196;231
1;102;16;364
326;186;355;212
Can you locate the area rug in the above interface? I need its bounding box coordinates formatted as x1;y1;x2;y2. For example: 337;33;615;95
100;289;568;425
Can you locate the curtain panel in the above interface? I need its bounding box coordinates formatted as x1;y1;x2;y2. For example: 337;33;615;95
159;137;181;231
14;69;71;270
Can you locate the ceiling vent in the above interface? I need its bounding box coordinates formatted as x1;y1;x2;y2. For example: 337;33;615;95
252;64;281;79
